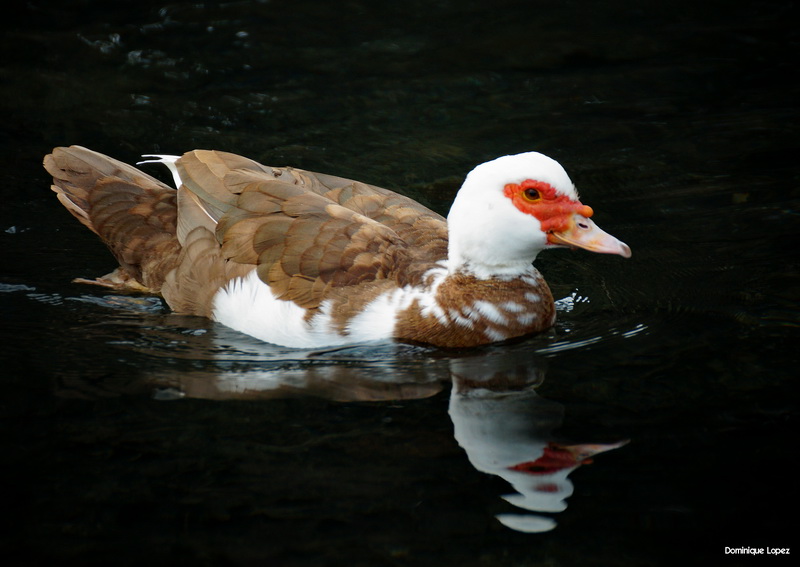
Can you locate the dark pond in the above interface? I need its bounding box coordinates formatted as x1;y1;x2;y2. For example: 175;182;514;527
1;0;797;565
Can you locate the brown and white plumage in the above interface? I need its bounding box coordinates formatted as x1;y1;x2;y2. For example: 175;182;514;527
44;146;630;348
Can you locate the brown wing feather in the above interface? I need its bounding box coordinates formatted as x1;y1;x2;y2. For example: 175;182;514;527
161;226;252;317
174;150;277;221
44;146;181;291
176;150;449;311
46;147;450;317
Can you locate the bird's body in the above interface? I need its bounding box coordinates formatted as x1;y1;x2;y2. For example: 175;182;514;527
44;146;629;348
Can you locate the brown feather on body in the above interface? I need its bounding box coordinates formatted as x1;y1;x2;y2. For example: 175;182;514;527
44;146;182;292
44;147;450;319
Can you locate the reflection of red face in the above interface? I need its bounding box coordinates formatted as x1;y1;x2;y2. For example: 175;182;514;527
503;179;594;237
507;443;589;475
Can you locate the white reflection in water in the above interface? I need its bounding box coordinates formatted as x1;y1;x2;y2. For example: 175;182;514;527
448;353;628;533
155;338;629;534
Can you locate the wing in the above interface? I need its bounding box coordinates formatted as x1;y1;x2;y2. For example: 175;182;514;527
44;146;181;291
174;150;449;310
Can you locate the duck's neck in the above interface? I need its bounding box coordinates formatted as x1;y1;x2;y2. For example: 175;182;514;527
445;258;540;281
445;227;545;281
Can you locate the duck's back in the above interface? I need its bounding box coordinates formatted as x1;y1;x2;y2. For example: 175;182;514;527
171;150;450;314
45;146;449;321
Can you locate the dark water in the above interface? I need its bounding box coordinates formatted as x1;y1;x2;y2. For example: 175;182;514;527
1;0;798;565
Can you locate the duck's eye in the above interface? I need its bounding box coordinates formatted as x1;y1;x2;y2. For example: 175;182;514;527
523;187;540;201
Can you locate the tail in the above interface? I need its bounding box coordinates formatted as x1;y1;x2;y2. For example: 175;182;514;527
44;145;182;292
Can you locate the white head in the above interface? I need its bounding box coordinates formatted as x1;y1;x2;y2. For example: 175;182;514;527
446;152;630;279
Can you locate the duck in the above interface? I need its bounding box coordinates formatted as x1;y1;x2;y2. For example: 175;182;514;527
44;146;630;348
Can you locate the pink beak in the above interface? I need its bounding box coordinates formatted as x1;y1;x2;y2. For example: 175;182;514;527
548;213;632;258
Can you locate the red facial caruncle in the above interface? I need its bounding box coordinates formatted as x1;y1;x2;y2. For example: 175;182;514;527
503;179;594;234
502;177;632;257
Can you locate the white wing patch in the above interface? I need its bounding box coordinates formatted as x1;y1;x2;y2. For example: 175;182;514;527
138;154;182;189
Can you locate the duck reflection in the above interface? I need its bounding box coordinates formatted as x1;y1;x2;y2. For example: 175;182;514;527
49;307;627;533
150;356;447;402
141;333;628;533
146;330;452;402
449;353;627;532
